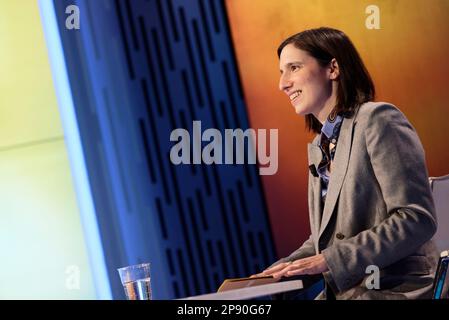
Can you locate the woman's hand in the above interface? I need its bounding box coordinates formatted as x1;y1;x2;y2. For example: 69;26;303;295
261;254;329;279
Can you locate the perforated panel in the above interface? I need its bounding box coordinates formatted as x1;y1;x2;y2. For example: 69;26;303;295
53;0;276;299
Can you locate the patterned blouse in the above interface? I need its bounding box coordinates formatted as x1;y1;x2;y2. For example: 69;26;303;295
317;113;344;201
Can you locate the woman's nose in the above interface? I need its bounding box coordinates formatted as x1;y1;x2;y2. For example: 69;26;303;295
279;74;292;91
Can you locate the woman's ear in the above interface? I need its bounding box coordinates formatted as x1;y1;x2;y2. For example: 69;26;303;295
329;58;340;80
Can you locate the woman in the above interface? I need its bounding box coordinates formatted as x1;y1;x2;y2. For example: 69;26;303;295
260;27;439;299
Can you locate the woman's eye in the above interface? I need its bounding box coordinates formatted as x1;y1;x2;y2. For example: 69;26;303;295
291;65;299;72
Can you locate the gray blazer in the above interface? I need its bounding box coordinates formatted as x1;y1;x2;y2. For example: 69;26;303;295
275;102;439;299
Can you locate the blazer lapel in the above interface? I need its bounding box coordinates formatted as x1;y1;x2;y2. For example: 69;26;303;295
318;115;356;239
308;141;322;240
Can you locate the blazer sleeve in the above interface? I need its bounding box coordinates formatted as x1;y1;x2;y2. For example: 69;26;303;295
322;103;437;293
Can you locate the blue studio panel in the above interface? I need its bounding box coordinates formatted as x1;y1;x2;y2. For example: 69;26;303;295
52;0;276;299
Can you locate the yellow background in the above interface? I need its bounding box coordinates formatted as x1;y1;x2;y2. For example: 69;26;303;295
0;0;95;298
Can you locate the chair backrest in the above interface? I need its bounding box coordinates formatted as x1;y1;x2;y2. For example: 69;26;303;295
429;174;449;252
432;250;449;299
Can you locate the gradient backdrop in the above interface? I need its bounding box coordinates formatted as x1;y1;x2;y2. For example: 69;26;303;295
1;0;448;299
226;0;449;257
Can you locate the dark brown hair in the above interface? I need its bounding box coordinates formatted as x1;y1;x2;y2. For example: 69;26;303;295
278;27;375;133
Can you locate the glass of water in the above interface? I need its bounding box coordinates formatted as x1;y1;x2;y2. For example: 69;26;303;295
117;263;152;300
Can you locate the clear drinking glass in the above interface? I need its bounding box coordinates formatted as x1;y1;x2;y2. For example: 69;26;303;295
117;263;152;300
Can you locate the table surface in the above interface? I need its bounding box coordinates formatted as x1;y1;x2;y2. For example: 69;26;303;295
181;280;303;300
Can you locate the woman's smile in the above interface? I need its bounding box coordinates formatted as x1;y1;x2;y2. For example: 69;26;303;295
289;90;302;104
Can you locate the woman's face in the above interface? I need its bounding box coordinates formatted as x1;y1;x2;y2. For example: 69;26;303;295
279;44;334;117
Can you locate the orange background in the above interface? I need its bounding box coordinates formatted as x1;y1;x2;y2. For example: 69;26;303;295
226;0;449;258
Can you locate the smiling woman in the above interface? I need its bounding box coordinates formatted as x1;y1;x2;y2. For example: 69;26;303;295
258;27;439;300
277;28;375;133
279;44;337;120
225;0;449;276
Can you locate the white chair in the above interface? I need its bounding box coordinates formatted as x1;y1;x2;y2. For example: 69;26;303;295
429;174;449;252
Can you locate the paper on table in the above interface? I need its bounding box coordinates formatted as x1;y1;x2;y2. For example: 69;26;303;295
217;276;279;292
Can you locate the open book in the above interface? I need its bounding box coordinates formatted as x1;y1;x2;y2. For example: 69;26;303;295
218;275;279;292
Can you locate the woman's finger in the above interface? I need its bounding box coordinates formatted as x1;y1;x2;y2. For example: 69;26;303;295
262;261;292;275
